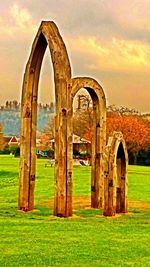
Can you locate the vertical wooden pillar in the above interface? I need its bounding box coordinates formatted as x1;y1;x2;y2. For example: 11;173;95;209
91;104;97;207
103;153;115;216
18;40;46;211
54;110;67;216
91;96;106;209
18;79;38;211
18;71;33;211
91;103;101;208
66;88;73;217
120;157;127;213
28;94;38;210
54;80;73;217
99;101;106;209
103;132;128;216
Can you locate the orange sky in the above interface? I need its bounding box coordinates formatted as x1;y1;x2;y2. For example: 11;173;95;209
0;1;150;112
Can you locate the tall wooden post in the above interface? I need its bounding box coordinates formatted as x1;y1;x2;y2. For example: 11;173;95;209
91;102;101;208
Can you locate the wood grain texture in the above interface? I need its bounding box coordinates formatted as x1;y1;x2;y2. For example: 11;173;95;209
19;21;127;217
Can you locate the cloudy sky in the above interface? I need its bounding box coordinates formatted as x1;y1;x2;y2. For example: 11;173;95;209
0;0;150;112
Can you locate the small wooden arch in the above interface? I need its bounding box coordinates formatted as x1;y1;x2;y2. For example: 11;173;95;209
103;132;128;216
71;77;106;208
18;21;107;217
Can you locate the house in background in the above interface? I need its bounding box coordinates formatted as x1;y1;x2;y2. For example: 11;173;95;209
72;134;91;156
3;136;20;147
0;122;20;151
50;134;91;157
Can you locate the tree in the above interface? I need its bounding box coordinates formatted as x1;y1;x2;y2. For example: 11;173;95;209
73;108;93;139
12;100;18;109
73;93;93;138
5;101;9;109
107;104;140;116
75;103;150;165
107;112;150;164
43;116;54;140
40;133;50;147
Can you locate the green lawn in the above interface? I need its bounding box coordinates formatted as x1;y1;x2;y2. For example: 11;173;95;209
0;155;150;267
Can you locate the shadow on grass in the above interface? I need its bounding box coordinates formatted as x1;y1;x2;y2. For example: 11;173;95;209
74;208;103;217
0;204;149;226
0;170;18;178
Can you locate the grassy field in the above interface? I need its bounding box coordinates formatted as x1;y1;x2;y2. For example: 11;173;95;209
0;155;149;267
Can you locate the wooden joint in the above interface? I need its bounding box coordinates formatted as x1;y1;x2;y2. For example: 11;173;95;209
24;107;31;118
68;171;72;177
96;153;100;159
104;171;108;178
30;67;35;74
91;186;96;192
30;175;35;181
117;187;121;193
62;108;67;116
109;179;113;187
68;83;71;90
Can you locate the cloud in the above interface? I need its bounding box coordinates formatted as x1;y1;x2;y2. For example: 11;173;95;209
55;0;150;43
0;0;149;112
10;4;34;30
107;0;150;42
0;3;36;40
1;1;149;43
111;0;150;31
67;35;150;74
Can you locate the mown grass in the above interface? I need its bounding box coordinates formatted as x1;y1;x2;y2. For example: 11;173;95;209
0;155;150;267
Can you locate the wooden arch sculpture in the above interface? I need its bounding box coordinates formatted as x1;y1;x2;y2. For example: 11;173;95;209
103;132;128;216
18;21;106;217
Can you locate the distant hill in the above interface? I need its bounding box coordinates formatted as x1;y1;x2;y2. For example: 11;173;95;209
0;109;54;136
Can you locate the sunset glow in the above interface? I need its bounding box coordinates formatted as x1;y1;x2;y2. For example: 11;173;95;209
0;1;150;112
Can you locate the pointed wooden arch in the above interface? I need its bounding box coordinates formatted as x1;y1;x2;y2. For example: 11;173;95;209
71;77;106;208
103;132;128;216
19;21;71;213
18;21;107;217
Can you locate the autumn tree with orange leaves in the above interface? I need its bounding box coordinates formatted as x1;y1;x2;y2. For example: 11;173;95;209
45;100;150;165
107;111;150;164
40;133;50;147
39;117;54;149
82;105;150;165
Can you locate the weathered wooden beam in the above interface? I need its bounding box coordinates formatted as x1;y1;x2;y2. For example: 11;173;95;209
103;132;128;216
